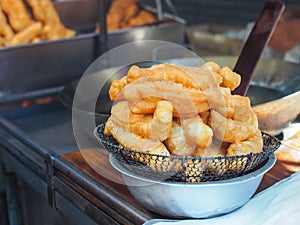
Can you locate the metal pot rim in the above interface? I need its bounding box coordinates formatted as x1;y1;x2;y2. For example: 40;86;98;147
109;153;276;186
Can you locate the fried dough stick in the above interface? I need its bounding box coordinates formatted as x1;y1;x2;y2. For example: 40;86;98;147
0;5;14;41
26;0;50;22
203;62;241;91
0;0;34;32
165;115;214;157
106;0;139;30
165;122;195;156
105;117;170;156
121;3;139;27
8;22;42;46
181;116;213;149
129;100;173;141
174;63;223;90
127;64;204;89
123;62;223;92
110;63;225;102
109;100;173;142
104;101;170;156
227;130;263;156
106;0;124;30
121;79;209;116
128;10;157;27
209;95;258;142
26;0;75;40
205;87;235;118
0;37;4;46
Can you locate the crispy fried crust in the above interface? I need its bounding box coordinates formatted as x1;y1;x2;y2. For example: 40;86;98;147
181;115;213;149
165;122;195;156
105;62;262;157
209;95;258;142
219;67;241;91
8;22;42;46
0;5;14;41
227;130;263;156
121;79;209;116
0;0;34;32
105;117;170;156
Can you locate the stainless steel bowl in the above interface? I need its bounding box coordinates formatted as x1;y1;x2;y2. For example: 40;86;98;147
109;153;276;219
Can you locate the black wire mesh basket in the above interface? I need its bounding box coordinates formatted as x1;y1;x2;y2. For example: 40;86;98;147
94;123;281;183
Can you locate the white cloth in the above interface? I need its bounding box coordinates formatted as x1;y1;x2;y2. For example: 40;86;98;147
144;172;300;225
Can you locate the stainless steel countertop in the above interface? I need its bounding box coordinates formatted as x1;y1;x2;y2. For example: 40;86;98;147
0;102;77;155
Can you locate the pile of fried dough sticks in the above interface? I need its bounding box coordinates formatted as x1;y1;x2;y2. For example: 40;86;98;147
105;62;264;158
106;0;157;31
0;0;75;47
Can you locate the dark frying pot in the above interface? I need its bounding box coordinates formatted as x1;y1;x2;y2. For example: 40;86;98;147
59;56;300;130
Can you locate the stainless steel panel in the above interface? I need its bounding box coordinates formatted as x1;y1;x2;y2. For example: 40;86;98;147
0;0;185;103
0;33;97;97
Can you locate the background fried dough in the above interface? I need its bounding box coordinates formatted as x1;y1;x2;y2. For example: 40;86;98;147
27;0;75;40
106;0;157;31
0;0;34;32
127;10;156;27
0;5;14;41
0;0;75;47
8;22;42;46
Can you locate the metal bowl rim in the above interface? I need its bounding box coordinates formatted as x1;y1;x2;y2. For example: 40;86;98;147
109;153;276;186
95;124;281;161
